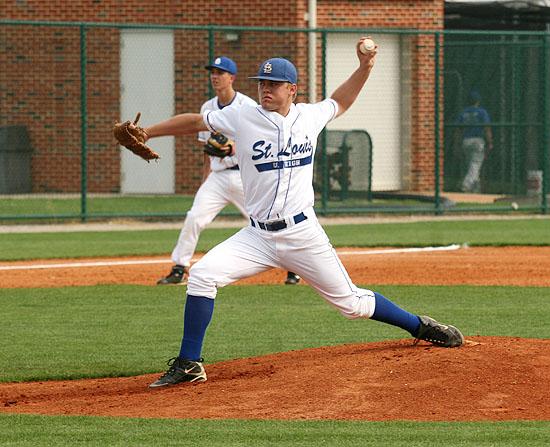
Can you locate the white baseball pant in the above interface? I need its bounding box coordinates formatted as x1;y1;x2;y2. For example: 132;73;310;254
171;169;247;267
461;137;486;192
187;207;376;319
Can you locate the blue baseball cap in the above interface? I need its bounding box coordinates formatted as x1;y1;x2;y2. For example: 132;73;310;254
205;56;237;75
469;89;481;102
249;58;298;84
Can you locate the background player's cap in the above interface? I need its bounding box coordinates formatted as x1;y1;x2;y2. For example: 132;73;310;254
469;89;481;103
205;56;237;75
249;58;298;84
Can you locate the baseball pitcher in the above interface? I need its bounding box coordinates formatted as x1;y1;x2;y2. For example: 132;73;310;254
117;38;464;388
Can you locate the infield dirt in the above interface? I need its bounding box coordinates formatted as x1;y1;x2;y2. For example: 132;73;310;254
1;246;549;421
2;246;550;288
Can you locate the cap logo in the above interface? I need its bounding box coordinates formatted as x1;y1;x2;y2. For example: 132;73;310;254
263;62;272;74
214;57;222;65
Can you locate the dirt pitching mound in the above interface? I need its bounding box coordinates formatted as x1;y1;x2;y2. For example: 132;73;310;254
1;336;548;421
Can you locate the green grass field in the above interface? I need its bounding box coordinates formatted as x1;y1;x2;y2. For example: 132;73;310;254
0;217;549;445
1;416;548;447
0;217;549;261
2;284;548;382
0;193;545;222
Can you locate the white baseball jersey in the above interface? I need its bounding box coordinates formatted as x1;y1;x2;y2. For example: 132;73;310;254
204;99;338;220
198;92;257;172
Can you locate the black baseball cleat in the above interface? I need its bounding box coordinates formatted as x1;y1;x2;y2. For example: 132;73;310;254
414;315;464;348
149;357;207;388
285;271;301;285
157;265;188;285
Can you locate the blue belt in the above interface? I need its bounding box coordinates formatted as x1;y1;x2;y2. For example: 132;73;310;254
250;212;307;232
227;165;239;170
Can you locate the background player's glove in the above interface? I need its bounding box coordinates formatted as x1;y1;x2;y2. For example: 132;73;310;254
113;113;160;162
203;132;234;158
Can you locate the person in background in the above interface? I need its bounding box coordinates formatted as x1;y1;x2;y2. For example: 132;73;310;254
456;89;493;193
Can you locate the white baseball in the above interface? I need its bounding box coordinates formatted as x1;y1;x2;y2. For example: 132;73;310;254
511;202;519;210
360;38;375;54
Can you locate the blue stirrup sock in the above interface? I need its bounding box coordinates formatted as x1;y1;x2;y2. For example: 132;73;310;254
179;295;215;361
371;292;421;336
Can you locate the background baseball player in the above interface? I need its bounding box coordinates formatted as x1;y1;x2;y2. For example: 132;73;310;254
135;38;464;388
157;56;301;286
455;89;493;193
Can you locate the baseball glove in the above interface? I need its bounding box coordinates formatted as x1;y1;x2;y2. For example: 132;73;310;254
203;132;234;158
113;113;160;162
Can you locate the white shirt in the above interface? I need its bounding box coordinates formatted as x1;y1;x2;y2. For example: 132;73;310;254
198;92;257;172
204;99;338;220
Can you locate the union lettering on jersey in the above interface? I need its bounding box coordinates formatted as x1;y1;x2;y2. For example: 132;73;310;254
255;155;313;172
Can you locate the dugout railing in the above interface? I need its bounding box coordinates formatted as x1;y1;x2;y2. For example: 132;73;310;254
0;20;548;222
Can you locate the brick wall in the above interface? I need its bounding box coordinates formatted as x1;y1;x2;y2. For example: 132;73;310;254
1;0;443;193
317;0;442;29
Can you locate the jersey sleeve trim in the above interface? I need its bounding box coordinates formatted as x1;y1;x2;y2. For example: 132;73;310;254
203;110;218;133
326;98;338;121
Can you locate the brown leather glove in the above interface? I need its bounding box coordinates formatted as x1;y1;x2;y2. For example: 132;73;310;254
113;113;160;162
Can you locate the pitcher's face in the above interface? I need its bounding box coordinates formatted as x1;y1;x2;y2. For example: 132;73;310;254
258;80;297;115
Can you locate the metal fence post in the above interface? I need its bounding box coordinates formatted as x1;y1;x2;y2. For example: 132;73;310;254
80;24;88;222
320;31;328;214
434;31;442;215
543;31;549;214
208;26;214;98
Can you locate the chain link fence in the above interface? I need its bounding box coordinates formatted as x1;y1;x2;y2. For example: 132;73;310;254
0;21;548;221
443;32;548;203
